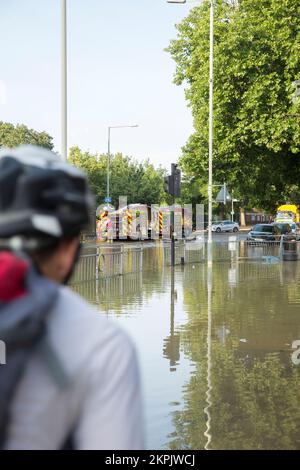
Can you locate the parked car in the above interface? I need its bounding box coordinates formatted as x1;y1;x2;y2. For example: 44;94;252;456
272;222;296;235
247;223;294;242
212;220;239;233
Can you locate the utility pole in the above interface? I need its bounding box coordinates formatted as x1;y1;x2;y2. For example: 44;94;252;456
207;0;214;267
61;0;67;161
164;164;181;267
107;127;111;201
223;182;227;205
166;0;214;266
171;164;176;267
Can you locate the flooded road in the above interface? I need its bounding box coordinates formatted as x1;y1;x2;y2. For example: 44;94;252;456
71;244;300;450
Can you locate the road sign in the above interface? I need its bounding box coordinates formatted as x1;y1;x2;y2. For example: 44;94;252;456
164;164;181;198
173;167;181;198
104;197;112;203
294;79;300;94
216;185;231;203
293;80;300;103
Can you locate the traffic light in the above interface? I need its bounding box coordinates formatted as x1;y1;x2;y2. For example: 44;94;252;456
173;168;181;198
164;175;174;196
164;165;181;197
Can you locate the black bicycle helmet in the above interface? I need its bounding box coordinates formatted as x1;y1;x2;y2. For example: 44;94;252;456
0;145;94;249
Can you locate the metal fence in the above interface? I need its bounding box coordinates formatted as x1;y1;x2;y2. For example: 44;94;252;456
241;240;281;260
70;238;300;284
163;237;241;265
98;245;143;277
242;238;299;261
70;244;143;284
70;252;98;284
163;238;300;265
163;240;206;266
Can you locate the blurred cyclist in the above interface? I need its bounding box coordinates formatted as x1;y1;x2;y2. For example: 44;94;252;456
0;145;144;450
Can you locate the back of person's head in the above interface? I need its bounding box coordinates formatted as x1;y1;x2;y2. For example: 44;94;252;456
0;145;93;282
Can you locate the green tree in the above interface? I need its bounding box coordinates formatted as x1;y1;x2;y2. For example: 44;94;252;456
68;146;103;198
69;146;166;207
167;0;300;212
0;121;54;149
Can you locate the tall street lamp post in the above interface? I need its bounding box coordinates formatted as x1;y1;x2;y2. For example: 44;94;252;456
106;125;139;202
167;4;214;441
167;0;214;265
61;0;67;161
231;198;239;222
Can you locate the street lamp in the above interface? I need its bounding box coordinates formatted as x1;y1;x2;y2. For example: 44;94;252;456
231;198;239;222
168;4;214;442
167;0;214;265
106;125;139;202
61;0;67;161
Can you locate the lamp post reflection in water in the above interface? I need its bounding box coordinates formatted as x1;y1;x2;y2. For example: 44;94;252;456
204;263;212;450
163;268;180;372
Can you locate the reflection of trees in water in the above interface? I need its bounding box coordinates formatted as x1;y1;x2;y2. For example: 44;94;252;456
168;261;300;450
169;344;300;449
163;334;180;372
211;350;300;450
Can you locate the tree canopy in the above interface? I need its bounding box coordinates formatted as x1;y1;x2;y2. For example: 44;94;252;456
167;0;300;212
0;121;54;150
0;122;167;208
69;146;166;207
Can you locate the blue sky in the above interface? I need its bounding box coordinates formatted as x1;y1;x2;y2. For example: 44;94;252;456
0;0;195;169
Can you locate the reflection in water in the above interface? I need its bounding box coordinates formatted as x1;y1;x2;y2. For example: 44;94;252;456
163;268;180;372
204;264;212;450
71;244;300;450
169;260;300;450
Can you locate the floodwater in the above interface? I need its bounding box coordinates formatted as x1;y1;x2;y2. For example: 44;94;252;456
71;242;300;450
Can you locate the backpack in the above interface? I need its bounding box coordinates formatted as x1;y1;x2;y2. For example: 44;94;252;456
0;255;69;448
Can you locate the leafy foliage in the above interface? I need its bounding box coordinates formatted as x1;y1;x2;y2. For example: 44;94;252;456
0;121;53;150
168;0;300;211
69;146;166;207
0;121;166;208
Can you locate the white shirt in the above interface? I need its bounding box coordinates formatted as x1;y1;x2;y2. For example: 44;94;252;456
5;286;144;450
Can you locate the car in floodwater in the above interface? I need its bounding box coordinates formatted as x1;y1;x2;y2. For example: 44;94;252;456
272;223;298;240
273;222;292;232
289;222;300;236
247;223;295;242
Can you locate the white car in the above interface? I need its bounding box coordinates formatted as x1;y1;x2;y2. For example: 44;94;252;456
212;220;239;233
